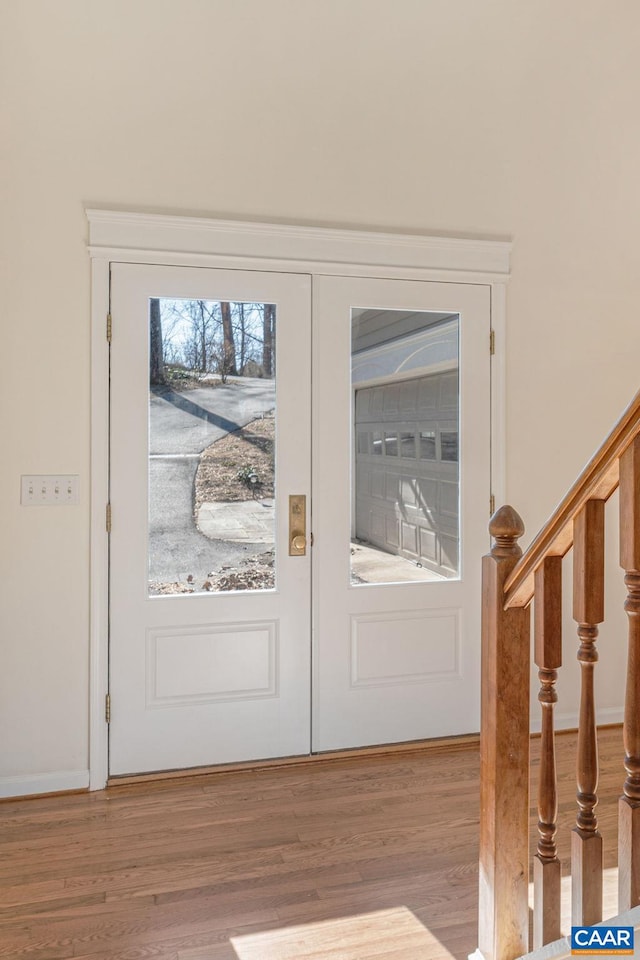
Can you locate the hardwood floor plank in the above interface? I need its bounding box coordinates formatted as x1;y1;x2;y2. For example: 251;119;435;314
151;864;363;907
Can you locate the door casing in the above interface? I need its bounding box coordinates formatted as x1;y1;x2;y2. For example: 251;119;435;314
88;209;511;789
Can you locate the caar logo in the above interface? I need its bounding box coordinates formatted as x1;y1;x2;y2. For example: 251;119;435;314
571;926;634;955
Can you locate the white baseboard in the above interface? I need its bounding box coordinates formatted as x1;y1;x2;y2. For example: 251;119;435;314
0;770;90;799
594;706;625;727
529;706;624;734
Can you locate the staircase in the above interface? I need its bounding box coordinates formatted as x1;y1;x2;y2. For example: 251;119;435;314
476;389;640;960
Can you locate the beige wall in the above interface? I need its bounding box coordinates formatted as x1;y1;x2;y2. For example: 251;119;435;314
2;0;640;786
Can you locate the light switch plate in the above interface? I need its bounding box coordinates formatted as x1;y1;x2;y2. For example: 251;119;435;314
21;475;80;505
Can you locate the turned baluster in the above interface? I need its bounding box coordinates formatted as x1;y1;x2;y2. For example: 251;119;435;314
478;506;531;960
619;436;640;911
571;499;604;926
533;555;562;948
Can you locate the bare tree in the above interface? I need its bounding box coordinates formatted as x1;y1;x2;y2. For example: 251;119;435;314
149;298;165;385
156;298;271;380
220;301;238;377
263;303;274;378
198;301;209;373
237;302;247;372
163;299;216;373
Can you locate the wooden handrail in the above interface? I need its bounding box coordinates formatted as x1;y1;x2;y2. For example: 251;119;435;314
504;388;640;609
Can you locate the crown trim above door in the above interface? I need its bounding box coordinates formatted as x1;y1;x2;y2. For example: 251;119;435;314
87;209;511;280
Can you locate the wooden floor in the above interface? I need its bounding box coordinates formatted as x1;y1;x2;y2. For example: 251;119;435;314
0;726;626;960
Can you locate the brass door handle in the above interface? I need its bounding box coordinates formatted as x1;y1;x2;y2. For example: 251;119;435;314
289;495;307;556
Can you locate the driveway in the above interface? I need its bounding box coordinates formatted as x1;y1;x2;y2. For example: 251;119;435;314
148;377;275;586
150;378;275;455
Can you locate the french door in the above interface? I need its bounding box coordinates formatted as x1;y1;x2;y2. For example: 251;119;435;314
108;264;490;775
312;276;490;749
109;264;312;775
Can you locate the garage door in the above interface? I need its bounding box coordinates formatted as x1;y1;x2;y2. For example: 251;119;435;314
354;370;459;577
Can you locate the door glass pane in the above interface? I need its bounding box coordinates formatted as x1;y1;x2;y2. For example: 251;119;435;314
419;430;436;460
357;431;369;454
399;431;416;458
148;298;276;596
384;432;398;456
440;429;459;462
351;308;460;585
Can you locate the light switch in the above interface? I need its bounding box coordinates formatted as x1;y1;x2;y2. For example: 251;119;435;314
21;475;80;505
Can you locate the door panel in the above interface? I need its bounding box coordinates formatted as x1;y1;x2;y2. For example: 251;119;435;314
109;264;311;775
312;276;490;750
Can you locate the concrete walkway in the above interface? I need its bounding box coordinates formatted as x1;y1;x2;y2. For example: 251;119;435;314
198;499;275;544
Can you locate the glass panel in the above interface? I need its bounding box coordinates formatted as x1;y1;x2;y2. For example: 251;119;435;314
440;430;459;462
351;307;460;585
384;432;398;456
419;430;436;460
148;298;276;596
399;431;416;458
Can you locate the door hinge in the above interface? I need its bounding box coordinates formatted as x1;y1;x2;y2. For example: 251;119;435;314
106;313;112;343
105;693;111;724
489;329;495;356
106;502;112;533
490;493;496;516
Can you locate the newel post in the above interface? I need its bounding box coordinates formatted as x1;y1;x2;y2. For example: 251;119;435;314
478;506;531;960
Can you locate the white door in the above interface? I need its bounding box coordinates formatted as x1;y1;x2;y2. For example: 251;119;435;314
109;264;311;775
312;276;491;751
109;266;491;775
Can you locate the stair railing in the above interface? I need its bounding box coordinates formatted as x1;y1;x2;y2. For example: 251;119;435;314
478;388;640;960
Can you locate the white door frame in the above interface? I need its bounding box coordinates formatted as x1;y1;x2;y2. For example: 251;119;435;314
88;209;511;790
